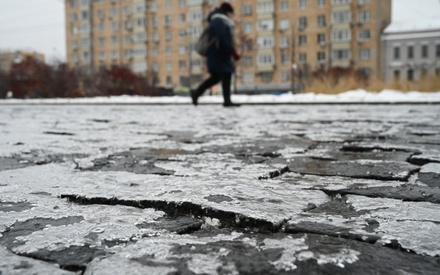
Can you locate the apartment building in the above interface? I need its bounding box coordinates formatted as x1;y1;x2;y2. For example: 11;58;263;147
0;51;45;72
382;18;440;82
65;0;391;92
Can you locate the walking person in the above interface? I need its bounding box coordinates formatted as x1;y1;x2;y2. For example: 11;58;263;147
191;2;241;107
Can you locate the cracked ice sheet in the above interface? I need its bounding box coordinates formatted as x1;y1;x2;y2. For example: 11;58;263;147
0;163;329;227
84;233;361;274
0;108;168;157
155;152;288;177
0;190;165;253
0;246;74;275
290;195;440;256
279;173;410;191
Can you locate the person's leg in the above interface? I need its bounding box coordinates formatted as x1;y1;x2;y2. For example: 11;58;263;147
220;73;232;105
191;74;221;105
221;73;240;107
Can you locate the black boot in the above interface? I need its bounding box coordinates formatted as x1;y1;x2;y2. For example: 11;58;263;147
223;102;241;107
190;89;198;106
222;83;240;107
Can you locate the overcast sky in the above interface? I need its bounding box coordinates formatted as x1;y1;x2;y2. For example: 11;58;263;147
0;0;439;63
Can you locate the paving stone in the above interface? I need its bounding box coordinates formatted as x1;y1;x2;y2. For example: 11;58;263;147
1;104;440;273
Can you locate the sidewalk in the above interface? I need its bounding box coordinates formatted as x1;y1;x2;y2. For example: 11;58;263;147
1;104;439;274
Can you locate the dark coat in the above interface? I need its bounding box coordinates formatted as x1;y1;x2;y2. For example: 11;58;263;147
206;9;235;74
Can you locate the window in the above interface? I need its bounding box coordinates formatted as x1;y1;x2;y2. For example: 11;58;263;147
317;33;326;44
82;51;90;61
257;2;274;13
332;29;351;42
179;14;186;23
110;8;117;17
179;60;186;70
189;10;203;22
421;45;428;58
134;46;146;57
98;23;104;32
299;35;307;45
258;54;274;65
70;13;77;22
243;73;254;83
318;52;326;62
280;37;289;48
179;0;185;8
165;15;172;26
124;6;131;16
97;10;104;19
281;1;289;11
134;33;147;42
111;22;118;31
166;31;172;41
280;19;290;30
125;20;132;30
243;56;253;67
437;44;440;57
243;5;252;15
179;45;186;54
332;49;350;60
124;35;132;44
258;19;274;31
81;10;89;20
166;76;172;85
299;52;307;63
112;50;118;60
257;37;275;48
318;15;326;27
261;72;273;83
124;49;132;59
358;29;371;41
318;0;326;7
408;46;414;59
112;36;118;45
393;70;400;80
135;17;146;28
166;61;172;71
394;47;400;60
166;46;172;55
358;11;371;23
299;17;307;29
81;38;90;47
281;53;290;64
244;22;253;33
281;71;290;81
407;69;414;81
359;48;370;60
332;11;351;23
332;0;350;5
299;0;307;9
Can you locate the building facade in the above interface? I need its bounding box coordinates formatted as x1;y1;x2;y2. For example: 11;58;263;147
382;19;440;82
0;51;45;73
65;0;391;92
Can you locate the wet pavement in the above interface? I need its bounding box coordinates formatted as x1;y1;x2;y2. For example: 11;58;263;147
0;104;439;274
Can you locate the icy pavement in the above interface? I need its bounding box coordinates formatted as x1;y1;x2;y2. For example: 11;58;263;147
0;104;439;274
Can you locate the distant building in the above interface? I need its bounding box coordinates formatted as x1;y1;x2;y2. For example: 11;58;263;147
382;18;440;82
0;51;45;72
65;0;391;92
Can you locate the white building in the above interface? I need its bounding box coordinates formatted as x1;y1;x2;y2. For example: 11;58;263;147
382;18;440;82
